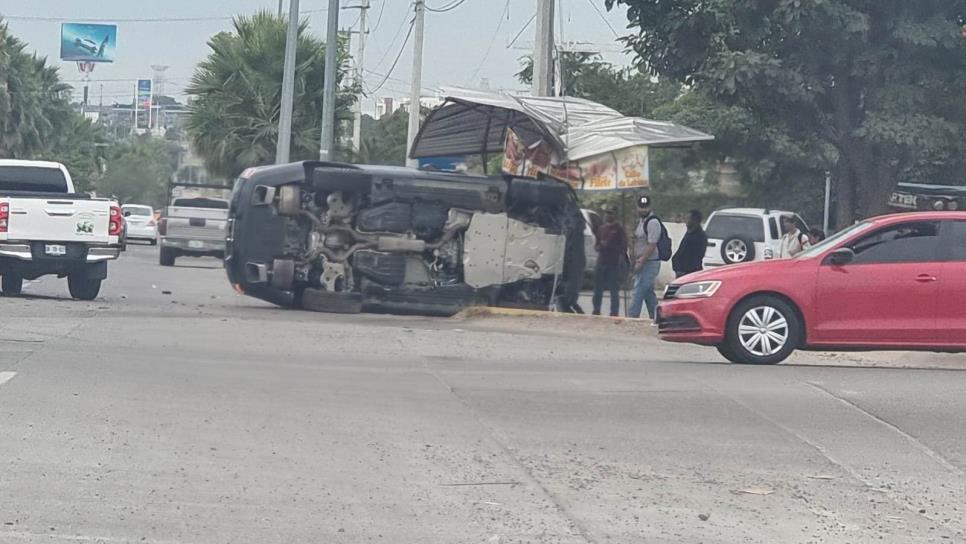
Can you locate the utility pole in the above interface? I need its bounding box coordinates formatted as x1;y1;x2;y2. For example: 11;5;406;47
319;0;340;161
823;171;832;233
350;0;369;154
532;0;555;97
277;0;284;18
406;0;426;168
276;0;299;164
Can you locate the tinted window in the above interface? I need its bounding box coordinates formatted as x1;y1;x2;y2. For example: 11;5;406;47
942;221;966;261
705;214;765;243
768;218;780;239
173;197;229;209
0;166;68;193
847;221;940;264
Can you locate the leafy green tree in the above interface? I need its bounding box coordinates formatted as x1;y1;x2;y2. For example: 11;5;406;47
97;136;181;208
186;12;356;179
516;52;681;118
351;109;410;166
606;0;966;225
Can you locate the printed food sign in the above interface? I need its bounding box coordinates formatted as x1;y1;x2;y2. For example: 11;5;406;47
502;129;650;191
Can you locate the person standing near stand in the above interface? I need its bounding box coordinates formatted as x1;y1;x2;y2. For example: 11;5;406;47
629;195;669;319
672;209;708;278
592;206;626;317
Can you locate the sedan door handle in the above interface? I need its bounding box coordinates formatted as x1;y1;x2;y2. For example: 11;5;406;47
915;274;937;283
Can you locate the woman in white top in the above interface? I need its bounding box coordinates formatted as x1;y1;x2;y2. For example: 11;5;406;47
779;215;808;258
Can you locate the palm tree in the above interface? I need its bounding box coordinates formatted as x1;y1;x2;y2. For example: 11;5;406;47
0;20;74;158
186;12;356;180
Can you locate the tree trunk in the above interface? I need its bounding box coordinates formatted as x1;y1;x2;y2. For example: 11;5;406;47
833;159;854;229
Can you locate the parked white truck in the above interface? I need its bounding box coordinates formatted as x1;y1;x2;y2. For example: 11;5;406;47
0;160;122;299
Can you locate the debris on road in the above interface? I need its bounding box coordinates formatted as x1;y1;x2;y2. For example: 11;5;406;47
737;485;774;496
698;513;711;521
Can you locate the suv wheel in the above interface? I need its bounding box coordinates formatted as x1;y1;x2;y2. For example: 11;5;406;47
721;236;756;264
723;295;801;364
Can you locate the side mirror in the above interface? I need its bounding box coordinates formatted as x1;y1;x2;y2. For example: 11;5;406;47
828;248;855;266
123;210;132;217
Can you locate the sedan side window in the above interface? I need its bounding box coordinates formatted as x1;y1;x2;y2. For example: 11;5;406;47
941;221;966;261
848;221;940;264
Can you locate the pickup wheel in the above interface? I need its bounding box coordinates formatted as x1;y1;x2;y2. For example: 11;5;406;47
68;275;101;301
159;247;176;266
1;273;23;296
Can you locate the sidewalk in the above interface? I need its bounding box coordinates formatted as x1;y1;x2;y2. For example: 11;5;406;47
576;289;650;318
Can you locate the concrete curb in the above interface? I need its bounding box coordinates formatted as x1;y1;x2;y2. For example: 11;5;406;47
452;306;658;337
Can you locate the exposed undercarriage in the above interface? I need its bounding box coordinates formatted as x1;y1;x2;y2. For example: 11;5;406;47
225;162;585;316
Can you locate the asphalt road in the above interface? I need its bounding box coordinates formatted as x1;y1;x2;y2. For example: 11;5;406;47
1;244;964;543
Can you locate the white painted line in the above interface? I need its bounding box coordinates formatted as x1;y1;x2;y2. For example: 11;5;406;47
0;371;17;386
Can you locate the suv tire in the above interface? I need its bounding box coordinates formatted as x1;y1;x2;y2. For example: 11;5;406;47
721;236;756;264
723;295;801;365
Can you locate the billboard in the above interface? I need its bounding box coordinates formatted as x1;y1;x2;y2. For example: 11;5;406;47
60;23;117;63
135;79;152;129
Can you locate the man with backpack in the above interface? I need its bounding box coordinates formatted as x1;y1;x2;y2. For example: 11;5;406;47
629;195;671;319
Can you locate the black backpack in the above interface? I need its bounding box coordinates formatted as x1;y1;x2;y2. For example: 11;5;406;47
644;215;673;262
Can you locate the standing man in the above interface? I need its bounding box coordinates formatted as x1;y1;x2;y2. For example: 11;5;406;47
672;209;707;278
778;215;807;258
629;195;664;320
592;206;626;317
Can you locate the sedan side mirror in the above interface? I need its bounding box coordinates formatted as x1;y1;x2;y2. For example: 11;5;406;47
123;210;132;217
827;248;855;266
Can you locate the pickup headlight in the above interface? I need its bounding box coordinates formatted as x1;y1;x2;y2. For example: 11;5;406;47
673;281;722;299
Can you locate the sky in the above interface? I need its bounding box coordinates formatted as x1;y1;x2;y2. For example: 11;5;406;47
1;0;637;115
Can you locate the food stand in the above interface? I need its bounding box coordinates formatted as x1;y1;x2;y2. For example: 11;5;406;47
409;87;713;191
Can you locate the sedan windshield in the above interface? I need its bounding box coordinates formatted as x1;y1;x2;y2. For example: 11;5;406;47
797;222;874;258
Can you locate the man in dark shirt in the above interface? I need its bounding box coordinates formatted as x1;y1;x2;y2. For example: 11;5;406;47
672;209;708;278
592;207;627;316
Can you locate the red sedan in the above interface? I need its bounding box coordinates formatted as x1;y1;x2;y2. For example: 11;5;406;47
657;211;966;364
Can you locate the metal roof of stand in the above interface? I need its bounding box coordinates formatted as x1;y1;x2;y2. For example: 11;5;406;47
409;86;714;162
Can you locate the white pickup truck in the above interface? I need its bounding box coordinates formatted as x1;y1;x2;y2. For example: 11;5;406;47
0;160;122;299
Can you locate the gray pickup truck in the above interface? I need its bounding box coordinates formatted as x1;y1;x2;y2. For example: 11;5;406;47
158;187;230;267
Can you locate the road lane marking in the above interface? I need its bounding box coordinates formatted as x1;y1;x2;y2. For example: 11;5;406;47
0;371;16;386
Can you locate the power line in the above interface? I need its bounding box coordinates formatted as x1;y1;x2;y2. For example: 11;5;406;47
366;19;415;95
467;0;510;84
424;0;468;13
583;0;620;39
2;9;327;23
506;13;536;49
371;8;413;71
370;0;387;32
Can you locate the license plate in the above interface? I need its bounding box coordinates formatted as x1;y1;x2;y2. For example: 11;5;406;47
188;240;204;249
45;244;67;256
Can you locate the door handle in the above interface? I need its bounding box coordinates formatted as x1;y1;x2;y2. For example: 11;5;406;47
915;274;937;283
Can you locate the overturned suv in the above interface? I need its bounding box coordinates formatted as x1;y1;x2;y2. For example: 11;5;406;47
225;162;585;316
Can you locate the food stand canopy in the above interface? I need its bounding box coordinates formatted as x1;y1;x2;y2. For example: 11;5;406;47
410;87;714;162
